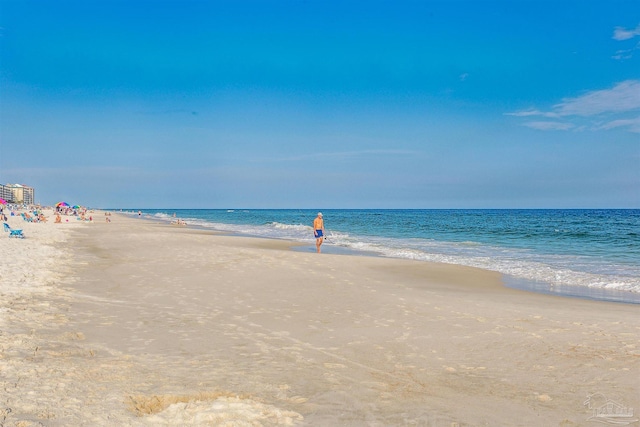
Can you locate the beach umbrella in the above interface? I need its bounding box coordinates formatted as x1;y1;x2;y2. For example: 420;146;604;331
56;202;70;207
73;205;81;209
0;198;6;205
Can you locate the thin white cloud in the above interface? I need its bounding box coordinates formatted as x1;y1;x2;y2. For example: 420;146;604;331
597;116;640;133
612;48;635;60
613;23;640;59
505;109;559;118
523;121;574;131
613;23;640;41
507;80;640;132
252;149;420;163
554;80;640;116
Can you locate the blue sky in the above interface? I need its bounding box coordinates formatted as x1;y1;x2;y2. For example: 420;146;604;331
1;0;638;208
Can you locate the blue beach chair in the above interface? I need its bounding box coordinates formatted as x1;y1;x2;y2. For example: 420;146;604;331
3;223;24;238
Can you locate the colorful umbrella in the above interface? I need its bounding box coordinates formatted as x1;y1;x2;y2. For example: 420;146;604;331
56;202;70;207
73;205;81;209
0;198;6;205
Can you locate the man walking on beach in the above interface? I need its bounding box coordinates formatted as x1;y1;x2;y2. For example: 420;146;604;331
313;212;325;253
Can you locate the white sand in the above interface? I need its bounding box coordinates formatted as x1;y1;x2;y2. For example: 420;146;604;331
1;211;638;426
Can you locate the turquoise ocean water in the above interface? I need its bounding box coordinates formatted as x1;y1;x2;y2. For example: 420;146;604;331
126;209;640;303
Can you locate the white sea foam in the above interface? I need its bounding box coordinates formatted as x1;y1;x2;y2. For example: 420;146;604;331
271;222;311;231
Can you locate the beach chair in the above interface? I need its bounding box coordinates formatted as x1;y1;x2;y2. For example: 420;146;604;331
3;223;24;238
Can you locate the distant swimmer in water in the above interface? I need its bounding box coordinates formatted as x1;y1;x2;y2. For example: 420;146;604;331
313;212;325;253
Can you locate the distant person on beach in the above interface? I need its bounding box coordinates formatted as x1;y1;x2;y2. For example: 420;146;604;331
138;211;141;218
313;212;325;253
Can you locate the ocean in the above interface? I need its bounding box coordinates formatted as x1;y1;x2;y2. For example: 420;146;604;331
125;209;640;303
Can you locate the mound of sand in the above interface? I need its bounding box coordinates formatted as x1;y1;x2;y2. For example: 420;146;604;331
132;393;303;426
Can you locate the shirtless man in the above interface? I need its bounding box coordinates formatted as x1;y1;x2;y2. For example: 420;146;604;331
313;212;325;253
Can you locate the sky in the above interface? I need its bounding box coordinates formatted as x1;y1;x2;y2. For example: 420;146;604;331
0;0;639;209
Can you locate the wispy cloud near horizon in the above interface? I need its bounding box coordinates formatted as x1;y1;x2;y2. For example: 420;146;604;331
596;116;640;133
506;110;559;119
507;80;640;133
554;80;640;116
250;149;421;163
522;121;575;131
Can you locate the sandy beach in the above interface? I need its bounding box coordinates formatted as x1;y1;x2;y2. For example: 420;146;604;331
1;211;638;426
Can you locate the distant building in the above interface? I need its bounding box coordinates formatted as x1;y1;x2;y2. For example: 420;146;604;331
0;184;35;205
0;184;12;203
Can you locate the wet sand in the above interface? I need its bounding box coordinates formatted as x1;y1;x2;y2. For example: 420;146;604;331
1;212;638;426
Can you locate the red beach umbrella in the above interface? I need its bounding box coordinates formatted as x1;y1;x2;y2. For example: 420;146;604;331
56;202;70;207
0;198;6;205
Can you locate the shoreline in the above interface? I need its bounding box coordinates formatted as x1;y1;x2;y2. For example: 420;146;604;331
135;210;640;305
504;274;640;305
2;210;638;425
